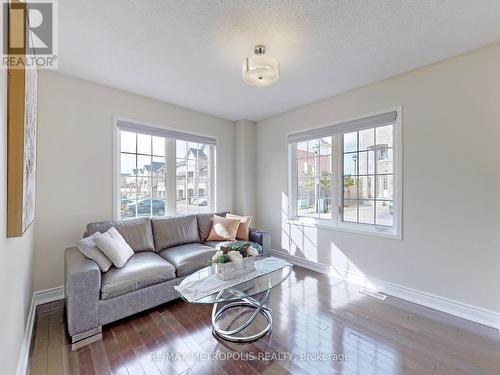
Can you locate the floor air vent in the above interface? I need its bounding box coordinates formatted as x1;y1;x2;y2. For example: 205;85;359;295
359;288;387;301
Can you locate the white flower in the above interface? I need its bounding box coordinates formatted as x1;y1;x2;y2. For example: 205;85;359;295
227;251;243;264
247;246;259;257
212;250;223;262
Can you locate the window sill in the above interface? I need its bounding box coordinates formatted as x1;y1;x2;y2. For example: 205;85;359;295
286;218;402;240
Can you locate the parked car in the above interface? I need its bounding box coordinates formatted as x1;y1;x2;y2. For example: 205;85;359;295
127;199;165;217
190;197;208;206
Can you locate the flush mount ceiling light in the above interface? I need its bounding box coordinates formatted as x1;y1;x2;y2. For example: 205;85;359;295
242;45;279;87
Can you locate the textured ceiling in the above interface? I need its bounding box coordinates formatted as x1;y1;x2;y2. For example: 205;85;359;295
59;0;500;121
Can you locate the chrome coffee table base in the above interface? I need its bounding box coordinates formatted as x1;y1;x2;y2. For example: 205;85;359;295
211;289;272;342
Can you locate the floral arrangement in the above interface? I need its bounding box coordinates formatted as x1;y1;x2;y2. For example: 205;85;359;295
212;241;261;264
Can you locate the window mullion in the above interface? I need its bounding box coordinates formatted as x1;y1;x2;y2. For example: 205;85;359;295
373;127;378;225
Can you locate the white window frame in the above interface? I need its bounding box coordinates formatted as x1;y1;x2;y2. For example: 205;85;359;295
287;107;403;240
112;116;217;219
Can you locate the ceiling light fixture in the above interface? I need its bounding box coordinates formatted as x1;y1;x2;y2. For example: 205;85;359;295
242;45;279;87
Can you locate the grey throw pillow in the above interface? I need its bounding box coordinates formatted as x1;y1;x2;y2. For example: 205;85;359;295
76;232;113;272
95;227;134;268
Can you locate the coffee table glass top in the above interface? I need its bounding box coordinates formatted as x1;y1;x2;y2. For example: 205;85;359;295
178;264;292;304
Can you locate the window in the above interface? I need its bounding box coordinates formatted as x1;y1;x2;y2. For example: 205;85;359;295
288;109;401;238
115;120;216;219
175;140;212;215
296;137;333;219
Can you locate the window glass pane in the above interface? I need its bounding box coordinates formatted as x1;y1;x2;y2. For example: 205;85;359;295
187;165;196;180
376;175;393;200
376;125;393;147
120;131;136;153
358;150;374;175
120;175;138;219
152;156;165;177
134;197;152;217
197;153;209;179
319;174;332;198
197;204;209;213
186;178;195;198
137;177;151;199
176;162;187;178
137;134;151;155
308;199;319;217
198;183;208;198
359;128;375;150
176;198;187;215
137;155;152;177
151;198;166;217
343;132;357;153
343;200;358;222
344;153;357;176
343;175;357;200
318;199;331;219
121;199;136;218
359;200;374;224
308;139;321;156
297;141;308;158
297;177;314;198
376;201;393;226
152;163;166;200
152;136;165;156
358;176;375;199
187;142;198;159
320;137;332;155
378;148;393;174
120;153;136;175
297;158;308;178
318;155;331;176
176;140;187;159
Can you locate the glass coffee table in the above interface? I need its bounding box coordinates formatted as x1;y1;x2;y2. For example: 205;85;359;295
177;262;292;343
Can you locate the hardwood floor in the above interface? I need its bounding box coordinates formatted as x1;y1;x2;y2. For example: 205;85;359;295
28;266;500;375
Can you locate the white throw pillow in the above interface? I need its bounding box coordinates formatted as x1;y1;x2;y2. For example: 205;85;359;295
95;227;134;268
75;232;113;272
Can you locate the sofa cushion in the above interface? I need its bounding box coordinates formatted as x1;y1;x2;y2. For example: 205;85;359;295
159;243;216;277
86;218;155;253
196;212;229;242
95;227;134;268
75;232;112;272
204;240;234;248
226;214;253;240
206;215;241;241
100;252;176;300
151;215;200;252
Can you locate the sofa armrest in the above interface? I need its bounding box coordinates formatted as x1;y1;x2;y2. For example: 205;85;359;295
64;247;101;337
249;229;271;257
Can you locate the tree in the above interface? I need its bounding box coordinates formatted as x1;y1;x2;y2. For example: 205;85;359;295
319;171;332;213
344;174;355;187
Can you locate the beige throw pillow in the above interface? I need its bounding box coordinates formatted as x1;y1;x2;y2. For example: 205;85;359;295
226;213;253;241
207;215;241;241
95;227;134;268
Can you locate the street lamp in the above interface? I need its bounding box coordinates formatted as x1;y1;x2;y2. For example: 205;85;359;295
352;154;358;174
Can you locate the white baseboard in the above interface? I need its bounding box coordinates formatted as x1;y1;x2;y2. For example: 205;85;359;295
16;286;65;375
270;249;500;331
33;286;65;305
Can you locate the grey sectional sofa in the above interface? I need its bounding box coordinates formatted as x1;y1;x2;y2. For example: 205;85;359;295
64;213;270;349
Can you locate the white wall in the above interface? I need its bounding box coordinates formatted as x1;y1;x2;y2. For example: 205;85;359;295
34;71;235;291
234;120;257;218
0;71;35;374
256;43;500;312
